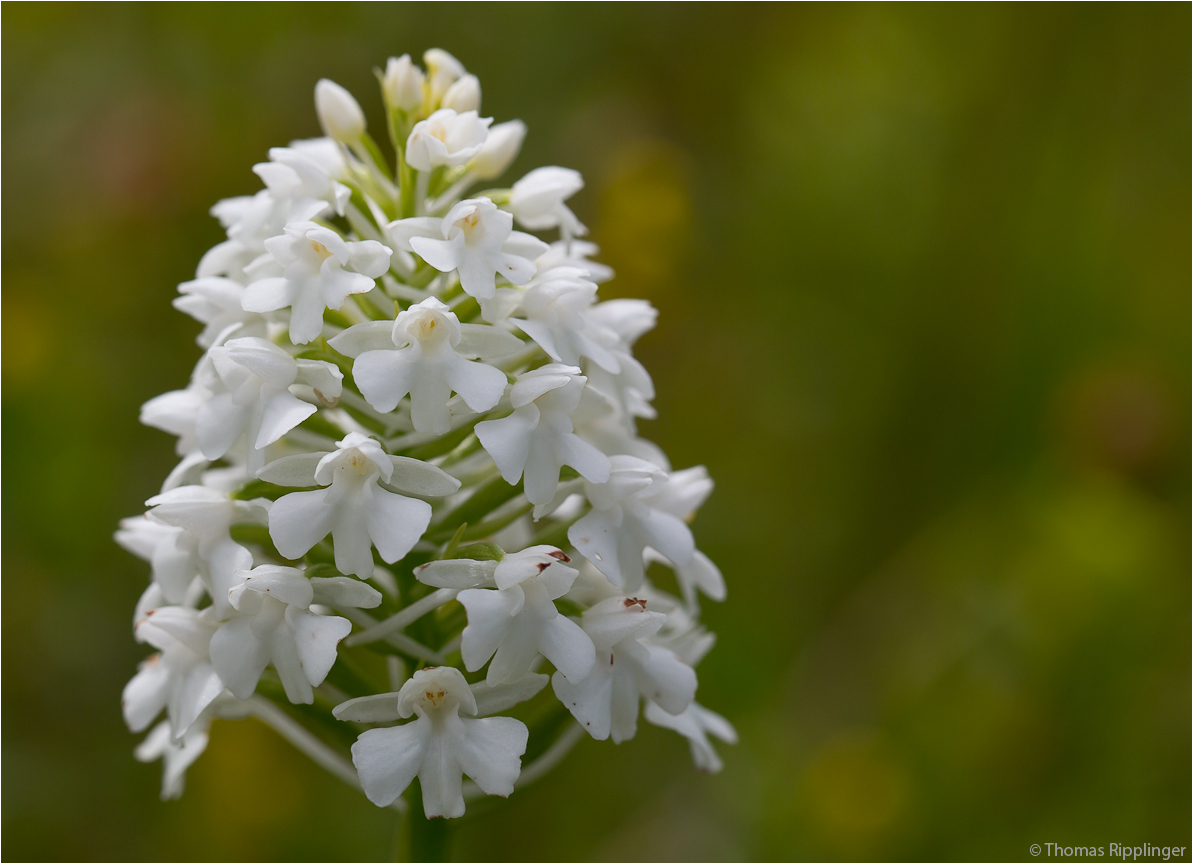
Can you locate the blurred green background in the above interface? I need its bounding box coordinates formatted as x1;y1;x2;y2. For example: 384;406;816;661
3;3;1189;861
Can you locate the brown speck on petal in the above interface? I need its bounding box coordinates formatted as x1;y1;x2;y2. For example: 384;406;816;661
624;597;647;609
548;550;571;562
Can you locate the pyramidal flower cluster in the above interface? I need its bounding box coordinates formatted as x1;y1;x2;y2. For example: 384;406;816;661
118;49;733;821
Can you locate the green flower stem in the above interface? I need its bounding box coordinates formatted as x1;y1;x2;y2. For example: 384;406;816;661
399;780;450;862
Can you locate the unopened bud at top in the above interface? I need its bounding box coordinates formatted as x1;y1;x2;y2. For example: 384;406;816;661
469;120;526;180
441;74;481;113
424;48;466;102
383;54;425;113
315;79;366;143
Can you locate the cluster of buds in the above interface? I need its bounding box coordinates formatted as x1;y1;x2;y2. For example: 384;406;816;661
117;49;733;824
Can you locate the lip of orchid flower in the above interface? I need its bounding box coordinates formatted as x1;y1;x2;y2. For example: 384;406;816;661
119;48;729;822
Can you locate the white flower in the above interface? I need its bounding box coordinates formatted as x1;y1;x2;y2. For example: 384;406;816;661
644;701;737;773
135;716;211;800
589;297;658;346
124;606;223;739
584;352;656;423
173;277;269;348
314;78;366;143
263;432;461;577
115;516;200;605
134;582;170;628
328;298;520;433
509;166;586;237
581;300;658;419
242;221;391;345
568;383;669;469
194;337;343;473
469;120;526;181
567;456;699;592
388;197;547;300
534;239;614;283
650;548;726;611
552;596;696;743
457;546;595;685
383;54;425;112
141;351;221;458
197;191;297;285
511;267;622;372
144;485;265;617
648;465;714;519
442;74;481;113
252;139;351;219
474;364;611;506
350;666;528;817
405;109;491;171
209;565;378;704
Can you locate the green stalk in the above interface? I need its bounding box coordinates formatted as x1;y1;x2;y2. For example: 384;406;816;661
397;780;451;861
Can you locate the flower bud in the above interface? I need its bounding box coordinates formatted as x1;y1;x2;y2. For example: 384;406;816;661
441;74;481;113
424;47;466;102
469;119;526;180
382;54;425;113
314;79;366;143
